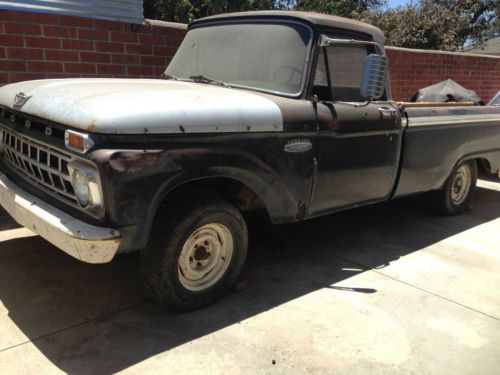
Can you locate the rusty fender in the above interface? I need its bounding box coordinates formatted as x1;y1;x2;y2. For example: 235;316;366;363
88;136;313;253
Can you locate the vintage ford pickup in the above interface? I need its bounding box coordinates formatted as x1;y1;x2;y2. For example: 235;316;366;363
0;11;499;310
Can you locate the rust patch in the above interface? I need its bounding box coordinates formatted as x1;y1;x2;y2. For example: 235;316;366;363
194;246;209;261
107;150;165;173
295;200;307;220
86;120;97;132
236;185;264;211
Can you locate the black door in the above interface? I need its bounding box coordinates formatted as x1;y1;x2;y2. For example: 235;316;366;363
307;41;403;217
308;101;402;216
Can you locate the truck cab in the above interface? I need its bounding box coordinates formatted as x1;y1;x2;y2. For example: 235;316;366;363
172;11;402;217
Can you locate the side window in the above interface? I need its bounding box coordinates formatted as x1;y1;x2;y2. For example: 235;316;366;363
312;48;331;101
312;44;373;102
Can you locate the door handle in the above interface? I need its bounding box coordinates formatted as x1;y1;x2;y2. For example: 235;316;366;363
378;106;398;113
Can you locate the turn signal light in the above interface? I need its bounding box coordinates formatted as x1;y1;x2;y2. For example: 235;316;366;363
68;132;84;150
64;130;94;154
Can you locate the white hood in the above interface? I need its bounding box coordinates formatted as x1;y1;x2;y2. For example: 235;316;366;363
0;79;284;134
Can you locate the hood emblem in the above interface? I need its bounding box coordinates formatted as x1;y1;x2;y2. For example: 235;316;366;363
13;92;32;109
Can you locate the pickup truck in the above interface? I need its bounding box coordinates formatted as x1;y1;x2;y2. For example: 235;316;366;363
0;11;499;310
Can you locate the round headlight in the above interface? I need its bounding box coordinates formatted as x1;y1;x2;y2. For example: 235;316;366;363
72;169;90;207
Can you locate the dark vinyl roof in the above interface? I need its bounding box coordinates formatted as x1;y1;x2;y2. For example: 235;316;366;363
191;10;385;44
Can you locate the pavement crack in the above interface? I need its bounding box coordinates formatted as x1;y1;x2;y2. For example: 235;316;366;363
330;252;500;322
0;299;150;354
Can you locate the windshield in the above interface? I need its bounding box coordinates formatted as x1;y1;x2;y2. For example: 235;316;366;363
165;22;312;96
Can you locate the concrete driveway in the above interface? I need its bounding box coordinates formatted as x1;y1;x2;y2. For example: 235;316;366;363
0;176;499;374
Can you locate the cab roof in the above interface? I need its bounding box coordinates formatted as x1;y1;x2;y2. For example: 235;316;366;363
190;10;385;44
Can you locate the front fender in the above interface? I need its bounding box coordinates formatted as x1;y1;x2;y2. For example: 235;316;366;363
90;138;313;252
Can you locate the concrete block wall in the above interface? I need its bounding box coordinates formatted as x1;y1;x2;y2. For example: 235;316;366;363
0;10;186;83
387;46;500;102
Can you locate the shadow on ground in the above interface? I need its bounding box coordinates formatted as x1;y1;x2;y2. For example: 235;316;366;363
0;178;499;374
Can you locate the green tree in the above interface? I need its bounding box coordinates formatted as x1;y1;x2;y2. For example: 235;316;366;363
363;0;499;50
144;0;289;23
143;0;384;23
143;0;498;51
293;0;384;18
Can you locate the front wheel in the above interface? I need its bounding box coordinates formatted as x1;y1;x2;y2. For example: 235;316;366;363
141;196;248;311
433;160;477;215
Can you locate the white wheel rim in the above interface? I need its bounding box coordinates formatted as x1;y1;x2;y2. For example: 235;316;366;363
178;223;234;292
451;165;471;205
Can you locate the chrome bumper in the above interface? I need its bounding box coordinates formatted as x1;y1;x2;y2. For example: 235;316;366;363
0;172;120;264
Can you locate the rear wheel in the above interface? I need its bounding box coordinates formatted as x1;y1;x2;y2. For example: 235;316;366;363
141;196;248;311
433;160;477;215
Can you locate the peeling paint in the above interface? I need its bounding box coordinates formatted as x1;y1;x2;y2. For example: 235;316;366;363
107;150;165;173
87;121;97;132
295;200;307;220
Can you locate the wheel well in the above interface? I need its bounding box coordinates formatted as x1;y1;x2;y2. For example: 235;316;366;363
159;177;268;215
475;158;491;173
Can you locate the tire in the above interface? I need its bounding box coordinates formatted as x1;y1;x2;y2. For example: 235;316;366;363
140;195;248;311
433;160;477;215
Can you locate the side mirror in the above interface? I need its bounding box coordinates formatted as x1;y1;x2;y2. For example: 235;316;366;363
360;54;388;100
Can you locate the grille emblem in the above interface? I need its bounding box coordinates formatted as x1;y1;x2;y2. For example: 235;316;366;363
45;127;52;136
13;92;32;109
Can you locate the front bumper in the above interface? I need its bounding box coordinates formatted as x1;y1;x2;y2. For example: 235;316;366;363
0;172;120;264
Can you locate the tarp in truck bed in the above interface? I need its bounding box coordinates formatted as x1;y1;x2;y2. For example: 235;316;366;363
488;91;500;106
410;79;482;105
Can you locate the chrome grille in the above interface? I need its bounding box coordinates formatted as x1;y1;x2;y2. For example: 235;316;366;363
1;126;77;204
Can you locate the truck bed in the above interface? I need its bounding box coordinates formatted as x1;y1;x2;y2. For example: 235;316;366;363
394;105;500;198
398;102;475;108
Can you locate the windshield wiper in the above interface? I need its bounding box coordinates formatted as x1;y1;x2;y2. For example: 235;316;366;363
160;73;178;80
189;74;230;88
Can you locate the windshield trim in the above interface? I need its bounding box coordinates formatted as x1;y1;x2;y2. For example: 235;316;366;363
169;19;314;98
